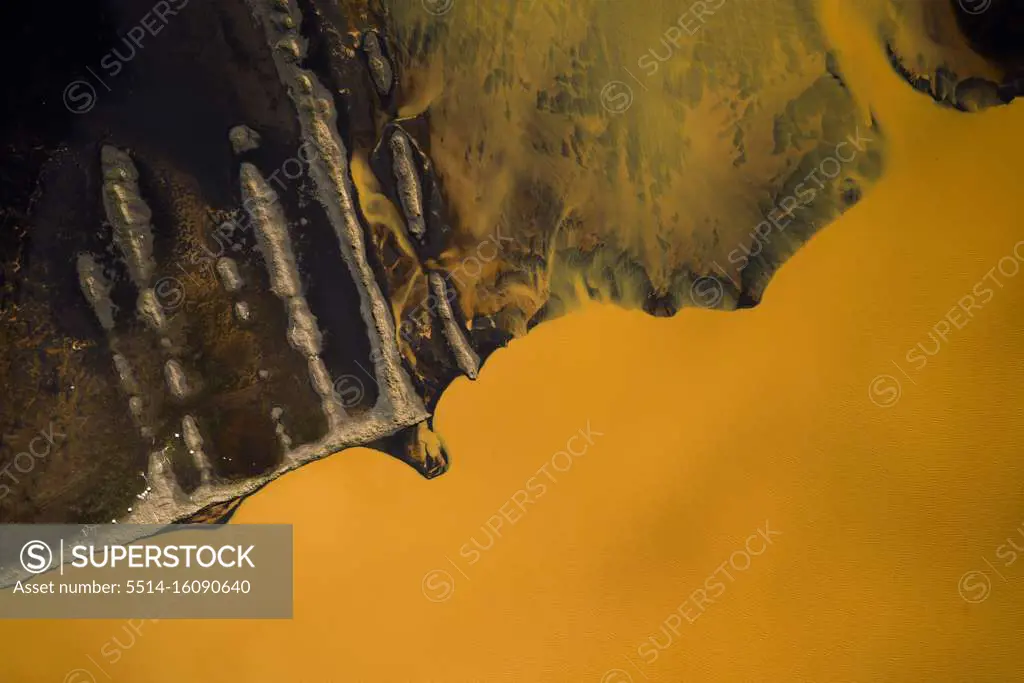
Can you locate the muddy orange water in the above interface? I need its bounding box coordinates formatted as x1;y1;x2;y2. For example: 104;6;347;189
4;0;1024;681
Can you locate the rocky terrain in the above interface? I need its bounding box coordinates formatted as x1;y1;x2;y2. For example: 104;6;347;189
0;0;1019;526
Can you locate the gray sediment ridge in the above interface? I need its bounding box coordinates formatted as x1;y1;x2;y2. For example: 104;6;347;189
234;300;251;322
138;289;167;333
389;130;426;240
76;253;116;331
362;30;393;96
101;146;155;288
241;161;345;429
214;254;252;322
215;256;252;321
428;272;480;379
100;146;167;337
163;359;190;400
216;257;244;292
181;415;212;485
76;253;151;439
229;124;262;154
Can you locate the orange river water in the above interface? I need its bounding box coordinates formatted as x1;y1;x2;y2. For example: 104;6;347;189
2;0;1024;680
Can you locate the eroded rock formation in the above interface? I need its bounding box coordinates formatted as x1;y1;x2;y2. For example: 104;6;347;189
0;0;1018;525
